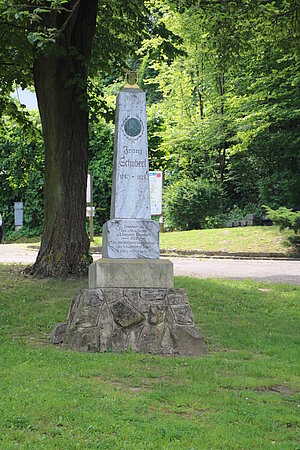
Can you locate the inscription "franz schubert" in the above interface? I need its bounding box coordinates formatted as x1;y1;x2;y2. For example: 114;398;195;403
123;146;143;155
119;156;146;168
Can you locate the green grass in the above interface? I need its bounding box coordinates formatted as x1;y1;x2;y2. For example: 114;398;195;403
0;265;299;449
159;226;295;254
92;226;296;255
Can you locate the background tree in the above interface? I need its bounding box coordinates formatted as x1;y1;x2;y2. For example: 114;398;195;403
0;0;149;276
141;0;300;229
30;0;98;276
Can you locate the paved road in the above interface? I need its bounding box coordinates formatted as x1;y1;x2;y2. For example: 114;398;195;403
0;244;299;284
0;244;38;265
166;257;300;285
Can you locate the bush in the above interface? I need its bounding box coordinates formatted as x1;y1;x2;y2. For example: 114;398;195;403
264;206;300;234
0;114;44;234
4;226;41;242
164;178;222;231
88;119;114;233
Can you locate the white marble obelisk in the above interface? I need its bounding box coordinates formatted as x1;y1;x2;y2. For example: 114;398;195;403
54;76;205;357
102;85;159;259
111;88;150;219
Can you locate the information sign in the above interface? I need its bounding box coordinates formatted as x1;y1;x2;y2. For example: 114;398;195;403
149;171;163;216
14;202;23;228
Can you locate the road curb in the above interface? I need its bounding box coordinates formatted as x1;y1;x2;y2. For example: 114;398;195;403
13;244;300;261
88;246;300;261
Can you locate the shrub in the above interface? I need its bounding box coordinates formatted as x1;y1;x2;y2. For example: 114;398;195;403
0;114;44;234
88;119;114;233
164;178;222;231
264;206;300;234
4;226;41;242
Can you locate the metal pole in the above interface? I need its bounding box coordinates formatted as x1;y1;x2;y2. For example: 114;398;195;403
160;171;164;233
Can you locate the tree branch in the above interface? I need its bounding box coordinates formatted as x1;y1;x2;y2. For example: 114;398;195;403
18;4;72;13
55;0;81;37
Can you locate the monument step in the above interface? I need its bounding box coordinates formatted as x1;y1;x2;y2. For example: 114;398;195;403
89;258;174;289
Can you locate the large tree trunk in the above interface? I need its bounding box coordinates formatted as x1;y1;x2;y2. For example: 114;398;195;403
27;0;98;277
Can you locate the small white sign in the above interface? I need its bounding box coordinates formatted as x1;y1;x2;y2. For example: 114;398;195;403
86;173;92;204
149;171;163;216
86;206;95;217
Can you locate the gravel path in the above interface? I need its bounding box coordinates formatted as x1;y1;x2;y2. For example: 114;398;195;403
0;244;299;284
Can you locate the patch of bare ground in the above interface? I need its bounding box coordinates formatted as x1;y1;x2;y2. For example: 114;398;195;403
83;374;184;393
206;346;239;354
255;385;296;395
10;332;50;345
221;384;297;395
140;375;182;385
159;407;207;419
82;376;149;393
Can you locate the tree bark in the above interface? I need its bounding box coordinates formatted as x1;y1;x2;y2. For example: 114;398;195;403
27;0;98;277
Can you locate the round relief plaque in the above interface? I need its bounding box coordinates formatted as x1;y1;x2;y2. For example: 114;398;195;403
124;117;142;137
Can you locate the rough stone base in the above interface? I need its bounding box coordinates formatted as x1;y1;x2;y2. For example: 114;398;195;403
50;288;207;356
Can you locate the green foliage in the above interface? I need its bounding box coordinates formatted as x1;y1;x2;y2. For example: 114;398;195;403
147;109;166;170
88;118;114;232
224;204;264;224
0;114;44;233
142;0;300;212
164;178;222;230
226;50;300;209
0;112;113;239
265;206;300;234
1;114;113;238
1;0;299;239
4;226;41;242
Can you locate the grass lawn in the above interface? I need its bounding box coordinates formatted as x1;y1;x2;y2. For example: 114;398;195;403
159;226;295;254
92;226;296;256
0;265;299;449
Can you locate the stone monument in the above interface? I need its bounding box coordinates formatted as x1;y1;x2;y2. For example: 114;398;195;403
50;71;207;356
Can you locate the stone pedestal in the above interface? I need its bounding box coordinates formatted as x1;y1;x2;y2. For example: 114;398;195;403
89;259;174;289
50;288;207;356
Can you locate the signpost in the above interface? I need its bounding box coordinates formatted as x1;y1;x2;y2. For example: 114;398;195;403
0;214;4;243
86;173;94;241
